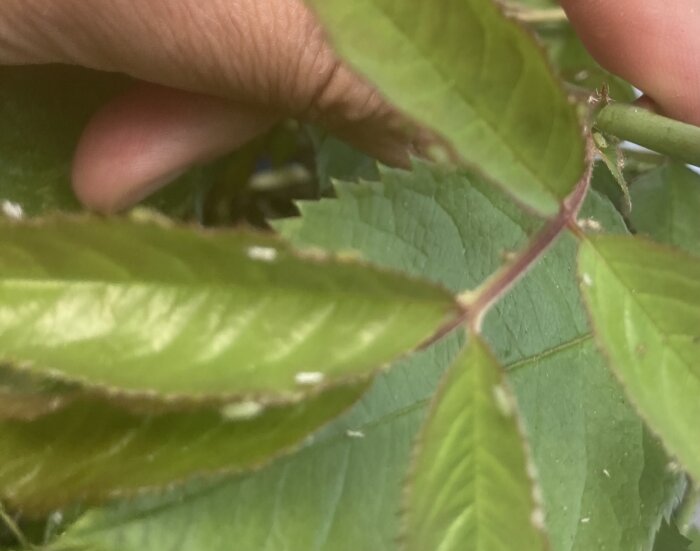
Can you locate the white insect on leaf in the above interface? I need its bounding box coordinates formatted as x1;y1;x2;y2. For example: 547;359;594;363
530;508;546;530
346;429;365;439
500;249;518;262
247;246;278;262
295;371;325;386
582;273;593;288
128;207;173;227
581;517;591;524
577;217;602;232
220;400;264;421
1;200;24;220
492;384;514;417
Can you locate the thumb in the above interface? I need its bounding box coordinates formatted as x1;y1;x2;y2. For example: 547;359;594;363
2;0;417;211
72;84;278;212
73;81;421;213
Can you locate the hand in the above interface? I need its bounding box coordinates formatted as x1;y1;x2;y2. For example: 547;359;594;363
1;1;697;212
1;0;413;211
561;0;700;125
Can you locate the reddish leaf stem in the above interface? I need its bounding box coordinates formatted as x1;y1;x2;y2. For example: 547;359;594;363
464;158;592;332
421;151;594;348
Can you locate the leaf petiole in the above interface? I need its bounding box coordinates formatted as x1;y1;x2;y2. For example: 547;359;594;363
460;150;594;332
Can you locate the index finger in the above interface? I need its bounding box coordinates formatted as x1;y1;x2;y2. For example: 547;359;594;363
561;0;700;125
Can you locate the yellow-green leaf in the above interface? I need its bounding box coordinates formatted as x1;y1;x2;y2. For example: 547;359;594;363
0;366;78;421
0;216;459;403
0;383;365;513
579;235;700;480
403;336;547;551
307;0;586;216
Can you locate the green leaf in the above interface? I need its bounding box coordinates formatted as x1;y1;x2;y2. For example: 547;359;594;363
591;160;627;214
0;66;120;215
579;235;700;481
0;66;209;219
0;383;366;513
690;528;700;551
306;127;378;193
652;522;692;551
594;134;632;216
53;163;682;551
403;336;547;551
306;0;586;216
0;366;78;421
0;216;458;402
630;163;700;256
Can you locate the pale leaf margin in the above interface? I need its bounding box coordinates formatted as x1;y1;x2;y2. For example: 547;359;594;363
401;334;548;551
578;234;700;482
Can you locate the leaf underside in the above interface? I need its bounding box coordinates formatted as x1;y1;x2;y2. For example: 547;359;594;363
0;382;366;513
307;0;586;216
630;162;700;256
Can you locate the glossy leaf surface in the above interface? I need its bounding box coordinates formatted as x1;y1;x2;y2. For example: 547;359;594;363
0;217;458;401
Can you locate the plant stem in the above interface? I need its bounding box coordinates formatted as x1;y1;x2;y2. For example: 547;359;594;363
595;103;700;166
422;145;594;346
462;160;592;332
0;502;29;549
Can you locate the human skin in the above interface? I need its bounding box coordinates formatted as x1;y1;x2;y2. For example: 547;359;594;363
0;0;698;211
561;0;700;126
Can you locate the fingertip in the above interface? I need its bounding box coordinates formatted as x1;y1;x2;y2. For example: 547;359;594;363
72;83;278;212
561;0;700;126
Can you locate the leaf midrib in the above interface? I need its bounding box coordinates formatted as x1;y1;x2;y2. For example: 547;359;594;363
0;278;455;311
